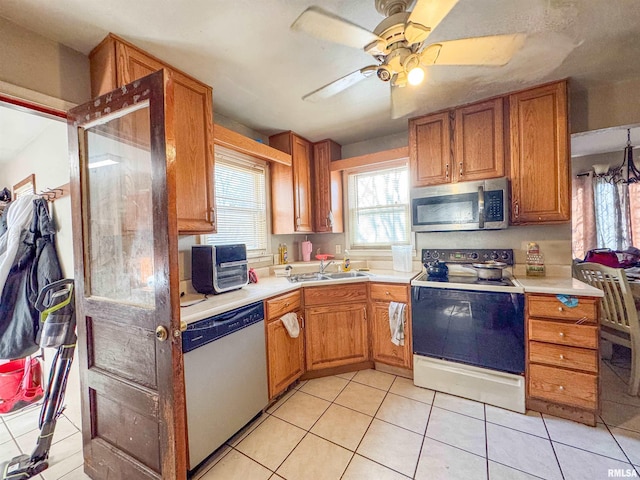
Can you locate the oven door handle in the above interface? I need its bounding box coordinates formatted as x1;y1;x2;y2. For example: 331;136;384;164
478;186;485;229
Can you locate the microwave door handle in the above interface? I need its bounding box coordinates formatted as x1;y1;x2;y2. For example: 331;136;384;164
478;186;485;229
219;260;249;268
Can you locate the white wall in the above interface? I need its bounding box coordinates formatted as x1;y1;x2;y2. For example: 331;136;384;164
0;120;74;277
0;17;90;104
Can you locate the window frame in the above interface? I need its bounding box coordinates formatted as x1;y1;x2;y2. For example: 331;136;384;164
343;158;414;256
201;147;272;260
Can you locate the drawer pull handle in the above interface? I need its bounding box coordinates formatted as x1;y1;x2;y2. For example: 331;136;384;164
558;385;565;391
559;354;565;360
559;332;565;337
385;291;391;295
558;306;564;312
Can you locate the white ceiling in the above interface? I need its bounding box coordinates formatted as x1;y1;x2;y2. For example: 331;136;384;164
1;0;640;147
571;125;640;158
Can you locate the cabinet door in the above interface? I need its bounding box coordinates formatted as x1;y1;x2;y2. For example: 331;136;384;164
305;303;368;370
267;310;305;399
454;98;505;182
509;81;569;224
409;111;452;187
92;37;216;234
292;135;314;232
313;140;343;233
371;301;411;368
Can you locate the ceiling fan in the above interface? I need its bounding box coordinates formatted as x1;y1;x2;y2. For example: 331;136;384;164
291;0;525;118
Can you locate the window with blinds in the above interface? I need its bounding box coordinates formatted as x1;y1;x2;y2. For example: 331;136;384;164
202;147;269;255
347;164;410;249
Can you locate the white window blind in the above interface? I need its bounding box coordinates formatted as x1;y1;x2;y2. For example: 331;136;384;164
347;164;410;249
203;148;268;254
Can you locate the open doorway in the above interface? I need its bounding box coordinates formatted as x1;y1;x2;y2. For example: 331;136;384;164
0;96;84;477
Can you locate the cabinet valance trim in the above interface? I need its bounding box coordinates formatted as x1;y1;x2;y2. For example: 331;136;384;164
214;124;292;166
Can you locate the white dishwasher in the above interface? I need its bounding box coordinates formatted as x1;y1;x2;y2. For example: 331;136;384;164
182;301;268;472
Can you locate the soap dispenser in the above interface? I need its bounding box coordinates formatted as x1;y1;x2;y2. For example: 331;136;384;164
343;250;351;272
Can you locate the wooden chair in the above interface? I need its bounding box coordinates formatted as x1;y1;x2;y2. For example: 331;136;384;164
574;262;640;395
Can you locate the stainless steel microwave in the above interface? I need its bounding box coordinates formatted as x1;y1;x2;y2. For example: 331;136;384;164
410;177;509;232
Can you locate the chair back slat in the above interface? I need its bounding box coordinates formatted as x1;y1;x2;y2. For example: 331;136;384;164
574;262;639;337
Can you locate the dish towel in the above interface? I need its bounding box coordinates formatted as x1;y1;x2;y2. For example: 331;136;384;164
280;312;300;338
389;302;406;346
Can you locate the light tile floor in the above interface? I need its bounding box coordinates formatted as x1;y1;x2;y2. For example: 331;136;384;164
4;351;640;480
195;360;640;480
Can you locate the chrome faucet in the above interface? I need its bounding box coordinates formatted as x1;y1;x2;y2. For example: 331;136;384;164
319;259;335;274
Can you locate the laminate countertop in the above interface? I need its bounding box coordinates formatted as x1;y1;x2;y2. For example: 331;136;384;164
513;275;604;297
180;269;420;324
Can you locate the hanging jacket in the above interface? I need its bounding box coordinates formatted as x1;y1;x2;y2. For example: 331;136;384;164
0;198;62;359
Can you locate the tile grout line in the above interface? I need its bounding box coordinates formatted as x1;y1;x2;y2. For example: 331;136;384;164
484;404;490;480
541;413;566;480
411;390;434;480
600;421;640;474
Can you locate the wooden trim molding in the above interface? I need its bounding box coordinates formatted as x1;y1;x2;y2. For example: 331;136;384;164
330;146;409;171
214;124;292;166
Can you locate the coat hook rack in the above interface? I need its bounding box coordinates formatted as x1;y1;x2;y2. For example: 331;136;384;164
39;183;70;202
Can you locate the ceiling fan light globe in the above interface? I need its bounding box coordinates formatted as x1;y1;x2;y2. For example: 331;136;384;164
407;66;425;85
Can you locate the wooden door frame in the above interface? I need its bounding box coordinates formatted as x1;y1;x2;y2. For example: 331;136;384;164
67;69;186;479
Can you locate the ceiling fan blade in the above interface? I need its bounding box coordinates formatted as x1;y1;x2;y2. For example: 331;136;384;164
302;66;377;102
291;6;382;50
391;84;419;120
421;34;526;66
405;0;459;44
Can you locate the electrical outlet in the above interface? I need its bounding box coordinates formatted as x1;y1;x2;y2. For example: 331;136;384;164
335;244;342;254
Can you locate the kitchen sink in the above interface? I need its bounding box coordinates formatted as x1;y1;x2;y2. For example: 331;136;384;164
322;271;370;279
286;271;370;283
287;273;329;283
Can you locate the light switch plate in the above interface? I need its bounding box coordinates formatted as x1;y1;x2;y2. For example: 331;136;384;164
335;244;342;254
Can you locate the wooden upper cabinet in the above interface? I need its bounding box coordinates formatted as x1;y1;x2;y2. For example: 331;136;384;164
270;132;313;233
509;80;570;224
454;98;504;182
409;111;451;187
89;34;216;234
410;99;504;187
313;139;343;233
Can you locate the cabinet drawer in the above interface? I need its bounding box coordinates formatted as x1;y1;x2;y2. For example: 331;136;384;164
528;295;597;322
528;319;598;349
529;341;598;373
528;364;597;410
304;283;368;306
370;283;408;302
266;290;301;321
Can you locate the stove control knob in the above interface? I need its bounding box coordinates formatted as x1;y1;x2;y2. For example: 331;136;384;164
490;252;499;260
424;251;431;259
470;253;479;260
432;252;439;259
501;252;510;261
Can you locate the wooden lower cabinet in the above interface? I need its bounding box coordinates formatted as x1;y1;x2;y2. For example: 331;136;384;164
265;291;304;399
525;293;600;425
304;284;369;371
370;283;412;369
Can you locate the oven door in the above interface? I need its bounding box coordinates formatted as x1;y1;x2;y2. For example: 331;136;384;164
411;286;525;374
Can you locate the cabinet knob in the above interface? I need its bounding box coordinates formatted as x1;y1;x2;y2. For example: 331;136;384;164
559;354;565;360
559;332;565;337
385;291;391;296
296;217;301;227
285;302;289;307
558;306;564;312
558;385;565;391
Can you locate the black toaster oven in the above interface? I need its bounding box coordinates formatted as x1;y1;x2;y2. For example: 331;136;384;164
191;244;249;294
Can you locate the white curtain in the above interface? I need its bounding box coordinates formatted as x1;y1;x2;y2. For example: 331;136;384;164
593;177;633;251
